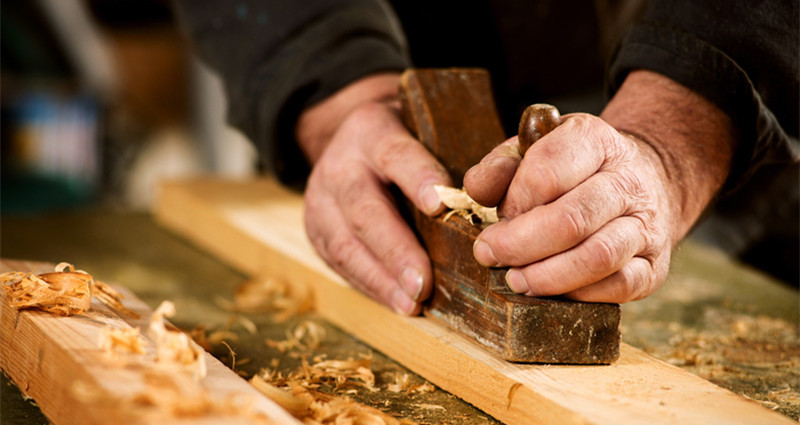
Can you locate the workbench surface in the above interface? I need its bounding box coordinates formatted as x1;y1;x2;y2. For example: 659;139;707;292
1;210;797;423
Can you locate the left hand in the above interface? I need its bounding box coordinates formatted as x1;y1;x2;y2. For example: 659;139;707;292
463;113;675;303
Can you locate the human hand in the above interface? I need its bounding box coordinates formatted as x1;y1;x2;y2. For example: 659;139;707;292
464;115;675;302
297;74;451;315
463;70;736;303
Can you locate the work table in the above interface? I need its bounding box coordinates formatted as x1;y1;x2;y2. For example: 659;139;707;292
1;208;797;423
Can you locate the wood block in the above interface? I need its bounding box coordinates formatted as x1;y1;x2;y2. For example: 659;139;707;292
399;68;620;363
154;178;794;425
0;259;301;425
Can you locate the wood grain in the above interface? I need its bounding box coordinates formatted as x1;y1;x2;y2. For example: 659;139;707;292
0;259;301;425
154;178;794;425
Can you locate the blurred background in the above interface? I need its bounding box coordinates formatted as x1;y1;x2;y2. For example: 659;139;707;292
1;0;795;287
1;0;257;214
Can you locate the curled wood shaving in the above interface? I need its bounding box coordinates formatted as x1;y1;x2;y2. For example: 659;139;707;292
386;373;435;395
434;185;498;225
309;358;376;392
219;275;313;321
0;262;138;318
251;370;416;425
99;326;145;356
266;320;326;353
149;301;206;379
250;375;310;417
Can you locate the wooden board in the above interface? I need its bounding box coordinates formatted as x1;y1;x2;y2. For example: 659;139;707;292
0;259;301;425
154;178;794;425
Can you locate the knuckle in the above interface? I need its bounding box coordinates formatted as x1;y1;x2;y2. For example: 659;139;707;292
348;197;387;235
559;202;591;241
529;164;562;203
582;235;619;276
325;234;361;273
614;267;641;302
375;137;411;173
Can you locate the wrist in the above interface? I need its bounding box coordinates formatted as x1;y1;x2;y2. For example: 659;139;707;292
601;70;738;243
296;72;402;164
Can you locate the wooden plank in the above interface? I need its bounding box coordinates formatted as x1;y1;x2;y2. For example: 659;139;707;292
154;178;794;425
0;259;301;425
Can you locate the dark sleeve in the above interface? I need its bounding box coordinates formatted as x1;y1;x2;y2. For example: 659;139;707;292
172;0;409;186
606;0;799;189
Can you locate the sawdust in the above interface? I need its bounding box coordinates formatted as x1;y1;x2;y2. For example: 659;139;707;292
434;185;498;226
637;309;800;418
251;355;418;425
0;262;137;318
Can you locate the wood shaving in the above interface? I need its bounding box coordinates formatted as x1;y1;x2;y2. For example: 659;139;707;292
208;330;240;345
219;275;313;321
267;320;326;353
413;403;445;411
190;314;257;350
99;326;145;356
149;300;207;379
0;262;138;318
385;373;435;395
434;185;498;225
251;367;416;425
308;358;376;392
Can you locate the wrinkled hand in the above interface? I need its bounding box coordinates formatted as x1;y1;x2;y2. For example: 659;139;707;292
299;76;451;315
464;113;676;303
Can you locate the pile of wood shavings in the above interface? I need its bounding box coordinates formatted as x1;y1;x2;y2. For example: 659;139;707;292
434;185;498;225
0;262;138;317
218;275;313;322
251;356;418;425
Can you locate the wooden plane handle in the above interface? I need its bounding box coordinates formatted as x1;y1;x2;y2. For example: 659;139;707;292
518;104;561;154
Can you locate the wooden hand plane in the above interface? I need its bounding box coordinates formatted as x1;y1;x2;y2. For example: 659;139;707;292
399;68;620;364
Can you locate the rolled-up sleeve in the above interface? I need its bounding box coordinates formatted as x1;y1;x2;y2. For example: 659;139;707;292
607;1;799;189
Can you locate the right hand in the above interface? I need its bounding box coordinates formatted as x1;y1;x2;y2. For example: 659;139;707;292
297;74;452;315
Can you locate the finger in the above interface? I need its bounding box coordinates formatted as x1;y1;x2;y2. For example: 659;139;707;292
360;106;452;215
474;169;631;267
562;257;661;303
332;168;434;304
463;137;522;207
304;184;422;315
503;216;647;297
500;114;610;218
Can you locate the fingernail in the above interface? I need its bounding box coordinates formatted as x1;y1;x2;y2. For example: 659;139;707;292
419;184;441;215
391;287;415;315
401;267;424;301
473;240;500;267
505;269;527;293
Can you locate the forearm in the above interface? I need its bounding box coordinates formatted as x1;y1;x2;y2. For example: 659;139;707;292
601;70;738;243
173;0;409;184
